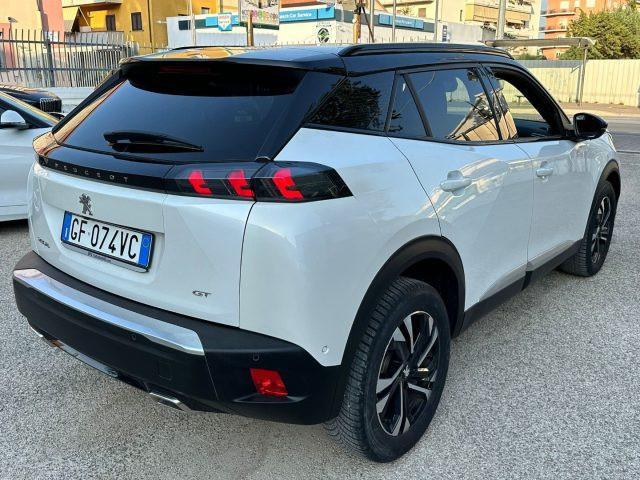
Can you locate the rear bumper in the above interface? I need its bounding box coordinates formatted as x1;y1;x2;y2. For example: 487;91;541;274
13;251;341;424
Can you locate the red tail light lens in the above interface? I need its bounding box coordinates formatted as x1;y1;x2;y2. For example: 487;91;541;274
166;161;351;202
188;170;213;195
227;169;254;198
272;167;304;200
250;368;288;397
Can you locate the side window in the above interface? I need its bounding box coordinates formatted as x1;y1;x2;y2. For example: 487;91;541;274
387;75;426;138
409;68;500;142
309;72;394;132
485;68;559;139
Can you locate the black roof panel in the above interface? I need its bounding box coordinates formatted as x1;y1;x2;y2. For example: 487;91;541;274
124;44;517;76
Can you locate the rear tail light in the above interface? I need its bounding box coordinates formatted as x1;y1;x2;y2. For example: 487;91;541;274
250;368;288;397
166;161;351;202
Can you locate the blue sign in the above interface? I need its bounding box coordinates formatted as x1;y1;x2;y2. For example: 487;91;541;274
378;14;425;30
280;7;335;23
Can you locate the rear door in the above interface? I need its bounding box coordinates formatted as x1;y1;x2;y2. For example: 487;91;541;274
388;66;534;309
482;65;594;268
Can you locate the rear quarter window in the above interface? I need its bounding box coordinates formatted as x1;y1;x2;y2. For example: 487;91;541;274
308;71;394;132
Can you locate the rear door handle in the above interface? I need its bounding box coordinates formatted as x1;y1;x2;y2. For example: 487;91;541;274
536;167;554;178
440;173;472;193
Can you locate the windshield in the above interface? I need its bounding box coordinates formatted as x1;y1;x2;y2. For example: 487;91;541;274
54;64;307;163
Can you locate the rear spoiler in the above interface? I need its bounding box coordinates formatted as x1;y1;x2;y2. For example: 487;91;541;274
120;47;346;75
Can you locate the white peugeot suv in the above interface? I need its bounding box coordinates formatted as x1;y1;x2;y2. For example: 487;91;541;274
13;44;620;462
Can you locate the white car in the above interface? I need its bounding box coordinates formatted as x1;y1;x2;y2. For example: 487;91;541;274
13;45;620;462
0;92;56;222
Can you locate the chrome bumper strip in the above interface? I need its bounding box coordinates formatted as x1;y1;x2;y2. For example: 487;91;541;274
14;268;204;356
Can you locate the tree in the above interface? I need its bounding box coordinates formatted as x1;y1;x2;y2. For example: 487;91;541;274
560;2;640;59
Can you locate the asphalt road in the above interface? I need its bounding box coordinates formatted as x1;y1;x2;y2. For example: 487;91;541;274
1;130;639;479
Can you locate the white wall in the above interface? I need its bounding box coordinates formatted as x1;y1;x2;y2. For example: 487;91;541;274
166;9;488;47
166;15;277;48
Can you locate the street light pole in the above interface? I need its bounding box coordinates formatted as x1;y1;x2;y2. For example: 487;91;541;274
497;0;506;39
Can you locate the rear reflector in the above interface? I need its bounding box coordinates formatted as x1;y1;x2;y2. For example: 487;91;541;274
250;368;288;397
166;161;351;203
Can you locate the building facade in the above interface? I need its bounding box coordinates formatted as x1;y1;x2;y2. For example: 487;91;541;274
62;0;219;49
377;0;541;40
541;0;634;58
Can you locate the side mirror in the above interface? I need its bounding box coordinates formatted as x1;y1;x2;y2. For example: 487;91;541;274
573;113;607;140
0;110;29;130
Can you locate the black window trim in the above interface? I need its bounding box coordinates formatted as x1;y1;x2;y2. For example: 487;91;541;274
479;62;572;143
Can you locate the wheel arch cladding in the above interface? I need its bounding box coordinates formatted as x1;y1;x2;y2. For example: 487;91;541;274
605;162;621;200
330;235;464;419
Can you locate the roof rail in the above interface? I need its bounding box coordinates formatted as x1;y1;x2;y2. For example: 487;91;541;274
339;43;513;59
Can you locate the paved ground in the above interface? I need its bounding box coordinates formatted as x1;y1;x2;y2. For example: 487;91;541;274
1;129;639;479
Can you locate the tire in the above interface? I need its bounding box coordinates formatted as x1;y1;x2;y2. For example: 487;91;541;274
560;180;617;277
326;277;451;462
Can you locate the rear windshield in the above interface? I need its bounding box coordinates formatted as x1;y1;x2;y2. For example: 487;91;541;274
54;64;306;163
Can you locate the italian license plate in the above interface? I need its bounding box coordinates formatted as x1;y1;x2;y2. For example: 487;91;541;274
61;212;153;270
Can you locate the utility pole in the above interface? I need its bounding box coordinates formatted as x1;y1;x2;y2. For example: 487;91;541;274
433;0;439;42
353;0;362;44
369;0;375;42
497;0;506;39
188;0;196;45
391;0;396;42
246;13;254;46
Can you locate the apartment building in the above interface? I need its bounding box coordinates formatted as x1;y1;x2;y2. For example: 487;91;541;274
541;0;634;58
377;0;541;40
0;0;64;37
62;0;219;48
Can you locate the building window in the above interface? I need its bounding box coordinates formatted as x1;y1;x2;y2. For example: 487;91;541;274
106;14;116;31
459;9;463;21
201;7;210;14
131;12;143;31
417;8;426;17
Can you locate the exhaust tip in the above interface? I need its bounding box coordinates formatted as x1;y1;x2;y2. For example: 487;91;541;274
149;391;192;412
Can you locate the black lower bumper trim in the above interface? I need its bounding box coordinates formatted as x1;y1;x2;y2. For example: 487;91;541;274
13;251;341;424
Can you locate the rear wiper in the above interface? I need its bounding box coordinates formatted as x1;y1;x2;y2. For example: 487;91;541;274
103;130;204;152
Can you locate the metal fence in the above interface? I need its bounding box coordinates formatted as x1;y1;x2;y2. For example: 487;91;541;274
520;59;640;107
0;30;139;88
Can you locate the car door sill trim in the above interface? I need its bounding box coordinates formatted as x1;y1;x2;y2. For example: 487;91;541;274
461;240;581;332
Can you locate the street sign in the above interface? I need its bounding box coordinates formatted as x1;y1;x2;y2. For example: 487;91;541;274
217;13;233;31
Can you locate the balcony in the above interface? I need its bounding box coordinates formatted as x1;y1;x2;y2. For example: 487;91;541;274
541;9;575;16
466;0;533;14
539;25;568;32
62;0;123;6
465;0;532;25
